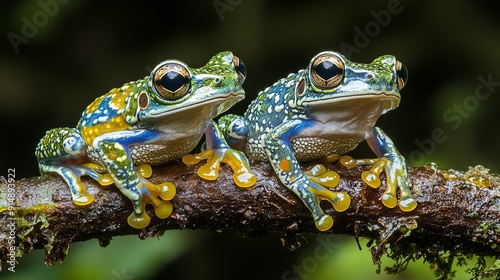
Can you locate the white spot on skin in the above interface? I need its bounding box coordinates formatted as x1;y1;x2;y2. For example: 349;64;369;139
97;116;109;123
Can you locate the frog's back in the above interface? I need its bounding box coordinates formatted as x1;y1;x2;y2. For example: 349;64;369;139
244;75;298;160
77;81;141;136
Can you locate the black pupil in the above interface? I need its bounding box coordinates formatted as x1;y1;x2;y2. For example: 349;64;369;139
159;71;188;92
235;61;246;78
316;60;342;80
397;64;408;84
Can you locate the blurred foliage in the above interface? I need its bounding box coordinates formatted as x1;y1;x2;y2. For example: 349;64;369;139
1;0;499;279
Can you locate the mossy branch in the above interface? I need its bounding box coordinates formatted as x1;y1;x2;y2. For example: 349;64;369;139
1;160;500;276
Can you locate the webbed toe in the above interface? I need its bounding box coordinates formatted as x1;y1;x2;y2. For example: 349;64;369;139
183;148;256;188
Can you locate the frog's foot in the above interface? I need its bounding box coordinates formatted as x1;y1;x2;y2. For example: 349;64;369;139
182;149;256;188
64;177;95;207
127;186;173;229
338;155;417;212
128;214;150;229
304;164;340;189
133;164;176;228
124;164;175;229
305;182;351;231
135;164;176;201
300;165;349;231
39;162;118;206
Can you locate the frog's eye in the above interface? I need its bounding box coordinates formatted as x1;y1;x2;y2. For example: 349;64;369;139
395;60;408;90
310;53;345;89
233;56;246;83
153;62;191;100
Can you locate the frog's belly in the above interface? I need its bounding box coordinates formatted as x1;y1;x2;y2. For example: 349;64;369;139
247;137;362;162
290;137;361;162
87;138;199;166
128;140;198;165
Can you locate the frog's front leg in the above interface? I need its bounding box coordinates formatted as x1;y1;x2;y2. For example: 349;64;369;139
264;119;350;231
94;130;175;229
35;128;113;206
182;119;256;188
337;127;417;211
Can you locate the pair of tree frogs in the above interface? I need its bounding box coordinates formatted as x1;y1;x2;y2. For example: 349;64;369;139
36;50;416;231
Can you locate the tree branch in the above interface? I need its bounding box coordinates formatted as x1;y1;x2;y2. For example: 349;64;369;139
1;161;500;274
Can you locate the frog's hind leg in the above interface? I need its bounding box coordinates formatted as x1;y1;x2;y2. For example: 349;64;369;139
38;163;95;205
36;128;111;206
183;119;256;188
94;130;176;229
264;119;351;231
327;126;417;212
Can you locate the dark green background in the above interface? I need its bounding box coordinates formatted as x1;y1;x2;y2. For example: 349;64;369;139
1;0;499;279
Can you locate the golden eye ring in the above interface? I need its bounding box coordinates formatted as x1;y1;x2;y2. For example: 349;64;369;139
233;55;246;84
309;52;345;90
152;62;191;100
395;60;408;90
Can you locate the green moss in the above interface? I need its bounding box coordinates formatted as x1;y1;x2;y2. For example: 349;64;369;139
13;204;56;254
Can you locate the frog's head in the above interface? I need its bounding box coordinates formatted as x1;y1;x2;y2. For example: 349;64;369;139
137;51;246;128
293;51;408;121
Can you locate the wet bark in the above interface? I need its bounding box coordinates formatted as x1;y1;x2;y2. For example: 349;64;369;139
1;160;499;269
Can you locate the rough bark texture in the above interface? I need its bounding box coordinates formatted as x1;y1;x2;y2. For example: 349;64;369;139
1;160;500;276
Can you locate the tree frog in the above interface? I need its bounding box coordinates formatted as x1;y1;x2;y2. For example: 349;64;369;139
35;51;256;229
207;51;416;231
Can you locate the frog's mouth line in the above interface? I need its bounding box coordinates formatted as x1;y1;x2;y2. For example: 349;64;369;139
304;91;401;106
149;90;244;116
304;91;401;115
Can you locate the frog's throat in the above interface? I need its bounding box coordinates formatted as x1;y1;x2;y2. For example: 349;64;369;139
305;92;400;129
148;89;244;117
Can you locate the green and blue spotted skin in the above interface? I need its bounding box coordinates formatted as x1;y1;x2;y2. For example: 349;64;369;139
35;51;255;229
219;51;416;231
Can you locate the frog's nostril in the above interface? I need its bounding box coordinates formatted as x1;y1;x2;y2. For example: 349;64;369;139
366;73;374;79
